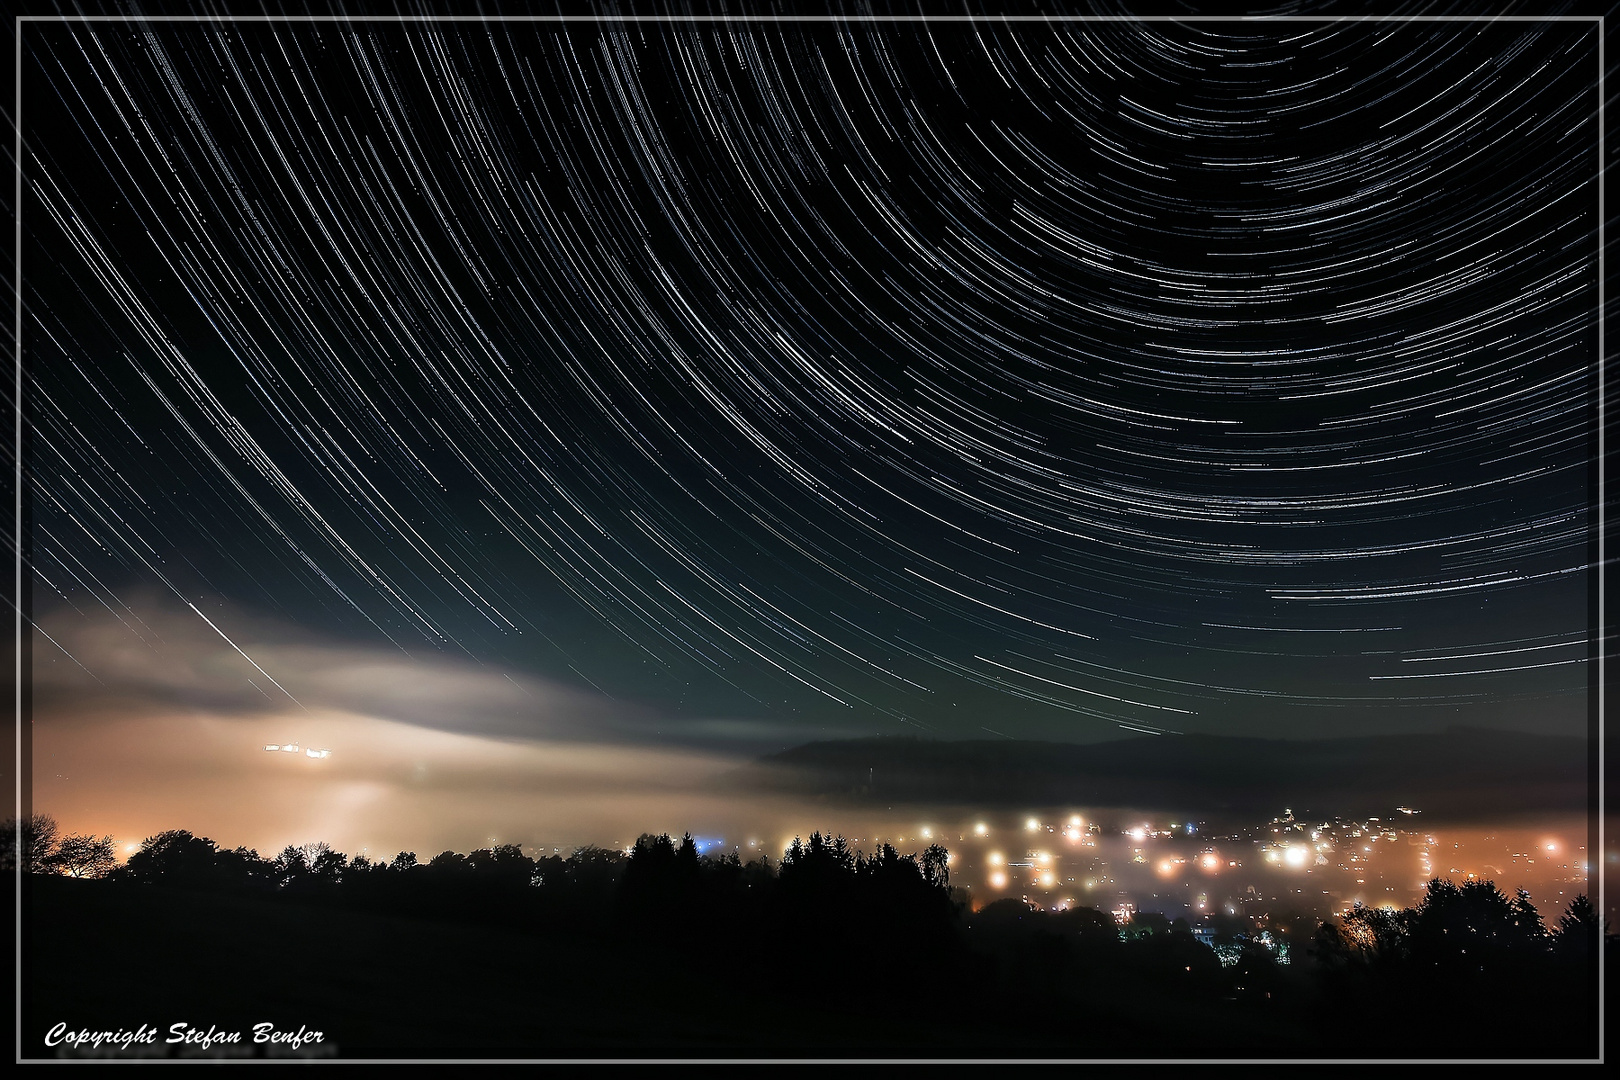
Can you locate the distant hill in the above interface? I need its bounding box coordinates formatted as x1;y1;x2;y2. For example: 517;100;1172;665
724;728;1589;820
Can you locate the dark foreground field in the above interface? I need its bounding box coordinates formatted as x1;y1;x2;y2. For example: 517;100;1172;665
22;875;1598;1060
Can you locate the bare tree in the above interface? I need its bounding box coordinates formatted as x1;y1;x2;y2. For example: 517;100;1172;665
49;833;118;879
1;814;61;873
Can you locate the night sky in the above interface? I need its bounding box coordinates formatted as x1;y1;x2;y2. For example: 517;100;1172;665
23;10;1599;774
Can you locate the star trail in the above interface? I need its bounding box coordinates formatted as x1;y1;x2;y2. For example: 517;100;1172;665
22;12;1599;746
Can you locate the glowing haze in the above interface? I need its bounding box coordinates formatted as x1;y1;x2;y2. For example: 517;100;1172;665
32;597;830;859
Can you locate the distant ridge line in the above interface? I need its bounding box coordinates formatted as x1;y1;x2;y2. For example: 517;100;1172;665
727;728;1586;818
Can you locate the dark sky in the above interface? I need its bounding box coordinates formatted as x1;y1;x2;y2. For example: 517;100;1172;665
23;8;1600;753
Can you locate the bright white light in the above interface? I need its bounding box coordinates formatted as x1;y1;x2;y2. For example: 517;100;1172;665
974;822;989;836
1285;846;1309;868
921;827;932;839
989;872;1007;889
988;852;1004;866
1026;818;1040;832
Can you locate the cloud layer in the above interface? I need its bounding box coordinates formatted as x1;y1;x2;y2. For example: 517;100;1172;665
30;597;842;858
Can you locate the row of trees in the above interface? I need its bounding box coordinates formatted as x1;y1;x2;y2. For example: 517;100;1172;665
1304;878;1603;1051
10;816;1605;957
1;815;116;879
14;818;972;999
10;814;1605;947
7;818;953;899
7;816;959;939
12;814;1607;1048
1314;877;1600;976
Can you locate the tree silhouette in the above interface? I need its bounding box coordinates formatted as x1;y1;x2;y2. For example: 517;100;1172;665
24;812;1599;1057
564;845;627;890
2;814;60;873
544;845;628;925
1229;937;1281;1000
214;845;276;892
1049;904;1120;954
1407;878;1524;981
1331;902;1411;969
125;830;227;889
467;843;536;887
272;844;310;890
1341;874;1565;1047
778;831;857;893
1552;894;1602;964
920;843;950;890
427;850;471;874
774;831;859;948
617;833;715;940
1499;886;1553;974
304;842;348;890
47;833;117;879
531;853;564;887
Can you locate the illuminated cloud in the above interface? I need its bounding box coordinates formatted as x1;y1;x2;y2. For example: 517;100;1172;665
30;597;845;858
33;594;843;750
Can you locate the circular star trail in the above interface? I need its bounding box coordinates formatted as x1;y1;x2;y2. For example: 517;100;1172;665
22;14;1599;742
